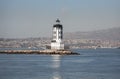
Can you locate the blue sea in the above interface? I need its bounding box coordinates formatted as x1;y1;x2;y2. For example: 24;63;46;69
0;49;120;79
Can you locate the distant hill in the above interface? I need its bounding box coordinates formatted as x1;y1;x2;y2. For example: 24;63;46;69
64;27;120;40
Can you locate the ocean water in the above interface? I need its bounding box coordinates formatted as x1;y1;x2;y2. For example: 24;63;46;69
0;49;120;79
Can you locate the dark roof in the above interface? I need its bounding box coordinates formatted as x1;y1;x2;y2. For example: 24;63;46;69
56;19;60;23
53;24;63;28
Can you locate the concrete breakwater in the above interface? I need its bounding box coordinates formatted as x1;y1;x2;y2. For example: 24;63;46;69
0;50;80;55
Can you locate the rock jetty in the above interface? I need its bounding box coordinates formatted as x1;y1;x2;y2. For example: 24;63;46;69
0;49;80;55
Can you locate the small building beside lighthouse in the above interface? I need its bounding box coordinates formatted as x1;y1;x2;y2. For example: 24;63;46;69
51;19;64;50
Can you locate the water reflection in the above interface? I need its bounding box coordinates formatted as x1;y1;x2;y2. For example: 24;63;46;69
51;55;62;79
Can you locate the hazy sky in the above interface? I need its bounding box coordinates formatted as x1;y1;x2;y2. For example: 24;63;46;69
0;0;120;38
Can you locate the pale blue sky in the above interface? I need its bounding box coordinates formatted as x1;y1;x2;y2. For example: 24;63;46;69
0;0;120;38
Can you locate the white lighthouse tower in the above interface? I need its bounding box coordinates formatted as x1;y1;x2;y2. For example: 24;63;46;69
51;19;64;50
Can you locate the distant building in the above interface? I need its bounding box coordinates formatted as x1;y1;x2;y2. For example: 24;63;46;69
51;19;64;50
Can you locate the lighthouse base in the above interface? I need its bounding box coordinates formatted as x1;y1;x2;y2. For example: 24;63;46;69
51;42;64;50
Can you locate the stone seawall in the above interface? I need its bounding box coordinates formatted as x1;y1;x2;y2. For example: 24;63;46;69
0;50;80;55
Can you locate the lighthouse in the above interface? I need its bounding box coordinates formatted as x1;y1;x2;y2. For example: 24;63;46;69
51;19;64;50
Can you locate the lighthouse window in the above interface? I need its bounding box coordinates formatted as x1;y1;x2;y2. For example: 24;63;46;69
61;31;62;34
58;32;62;35
59;36;62;39
59;32;61;34
53;31;56;34
53;36;56;39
